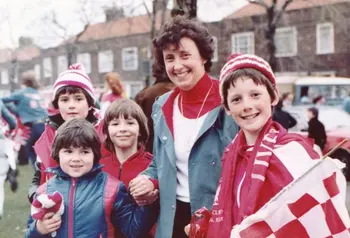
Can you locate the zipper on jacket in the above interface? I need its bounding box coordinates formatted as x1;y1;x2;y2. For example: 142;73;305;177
68;178;77;238
118;164;123;180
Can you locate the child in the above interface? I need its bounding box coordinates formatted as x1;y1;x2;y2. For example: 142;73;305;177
100;99;153;188
100;99;157;237
186;54;322;237
25;118;157;238
28;63;103;202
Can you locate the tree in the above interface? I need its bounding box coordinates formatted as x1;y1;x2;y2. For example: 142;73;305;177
248;0;294;71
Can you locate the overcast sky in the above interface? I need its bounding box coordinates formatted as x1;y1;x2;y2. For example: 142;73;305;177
0;0;247;49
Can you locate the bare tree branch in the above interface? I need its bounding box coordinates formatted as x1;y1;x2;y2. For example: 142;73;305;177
248;0;269;9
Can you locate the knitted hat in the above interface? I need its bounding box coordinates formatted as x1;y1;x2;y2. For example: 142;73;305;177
219;54;276;100
53;63;96;103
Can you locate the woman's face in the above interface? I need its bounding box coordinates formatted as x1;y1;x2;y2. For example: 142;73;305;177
162;37;206;91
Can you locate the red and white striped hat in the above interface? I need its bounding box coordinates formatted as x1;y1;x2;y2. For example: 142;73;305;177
219;53;276;100
53;63;96;103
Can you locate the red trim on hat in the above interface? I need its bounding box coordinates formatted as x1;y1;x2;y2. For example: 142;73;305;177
54;80;94;94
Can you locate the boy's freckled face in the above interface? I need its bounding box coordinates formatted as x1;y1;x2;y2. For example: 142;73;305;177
59;146;94;178
108;116;139;151
58;92;89;121
225;77;277;142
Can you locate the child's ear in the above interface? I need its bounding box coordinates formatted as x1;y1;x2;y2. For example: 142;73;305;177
271;88;279;106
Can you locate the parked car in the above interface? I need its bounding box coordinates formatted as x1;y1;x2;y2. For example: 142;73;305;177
276;76;350;106
285;105;350;180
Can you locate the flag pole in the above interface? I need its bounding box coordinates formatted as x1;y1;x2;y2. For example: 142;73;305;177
322;138;349;159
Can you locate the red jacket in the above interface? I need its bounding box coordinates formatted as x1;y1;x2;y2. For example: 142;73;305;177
99;146;155;238
99;146;152;188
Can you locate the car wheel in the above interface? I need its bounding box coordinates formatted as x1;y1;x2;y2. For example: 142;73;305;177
329;149;350;181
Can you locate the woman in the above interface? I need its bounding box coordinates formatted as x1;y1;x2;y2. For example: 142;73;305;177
99;72;125;116
129;16;239;238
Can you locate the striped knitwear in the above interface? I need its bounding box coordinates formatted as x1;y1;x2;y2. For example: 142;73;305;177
219;53;276;101
53;63;96;103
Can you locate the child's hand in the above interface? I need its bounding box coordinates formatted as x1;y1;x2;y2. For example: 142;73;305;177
129;175;155;199
133;189;159;206
184;223;199;236
36;212;62;235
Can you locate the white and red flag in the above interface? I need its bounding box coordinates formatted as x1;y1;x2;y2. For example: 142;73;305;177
230;158;350;238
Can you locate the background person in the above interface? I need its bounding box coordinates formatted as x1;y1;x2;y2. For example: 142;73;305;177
1;72;47;167
307;107;327;151
272;99;297;130
129;16;239;238
135;73;175;153
100;72;126;116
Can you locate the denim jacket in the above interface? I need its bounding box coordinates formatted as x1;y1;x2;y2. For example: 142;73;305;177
142;91;239;237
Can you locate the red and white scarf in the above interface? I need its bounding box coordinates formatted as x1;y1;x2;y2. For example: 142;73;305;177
207;119;319;238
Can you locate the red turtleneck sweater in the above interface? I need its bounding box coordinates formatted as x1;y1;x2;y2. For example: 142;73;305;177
161;73;221;135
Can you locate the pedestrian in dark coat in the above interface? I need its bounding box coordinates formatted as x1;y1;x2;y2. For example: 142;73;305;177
272;99;297;130
307;107;327;150
134;73;175;153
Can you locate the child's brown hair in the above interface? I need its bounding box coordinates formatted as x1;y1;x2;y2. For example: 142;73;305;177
102;99;149;152
221;68;277;110
51;118;101;165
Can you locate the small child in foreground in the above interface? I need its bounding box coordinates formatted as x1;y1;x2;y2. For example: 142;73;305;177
25;118;157;238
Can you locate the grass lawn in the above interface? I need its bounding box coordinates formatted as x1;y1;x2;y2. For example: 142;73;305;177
0;164;32;238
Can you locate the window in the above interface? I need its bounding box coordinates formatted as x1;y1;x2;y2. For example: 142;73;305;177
124;82;144;99
275;27;297;57
1;70;9;84
57;55;68;74
212;36;218;62
77;53;91;73
34;64;41;80
43;57;52;78
231;32;254;54
122;47;138;71
98;50;113;73
316;23;334;54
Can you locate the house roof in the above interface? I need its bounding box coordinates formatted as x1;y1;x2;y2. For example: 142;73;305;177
0;46;41;64
226;0;349;19
70;10;170;43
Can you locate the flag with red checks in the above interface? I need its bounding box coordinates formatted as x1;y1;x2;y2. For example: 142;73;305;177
230;158;350;238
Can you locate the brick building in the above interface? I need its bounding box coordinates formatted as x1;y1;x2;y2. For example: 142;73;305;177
0;0;349;98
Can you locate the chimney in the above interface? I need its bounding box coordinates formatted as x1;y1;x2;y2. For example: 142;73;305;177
104;7;125;22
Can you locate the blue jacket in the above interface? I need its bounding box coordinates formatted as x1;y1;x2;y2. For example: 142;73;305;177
25;165;157;238
142;91;239;238
0;99;17;130
1;87;47;124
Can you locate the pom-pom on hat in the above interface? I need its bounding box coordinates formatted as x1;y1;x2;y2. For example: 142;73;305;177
52;63;96;103
219;53;276;101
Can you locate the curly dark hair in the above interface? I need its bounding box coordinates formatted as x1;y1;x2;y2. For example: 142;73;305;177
152;16;214;81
